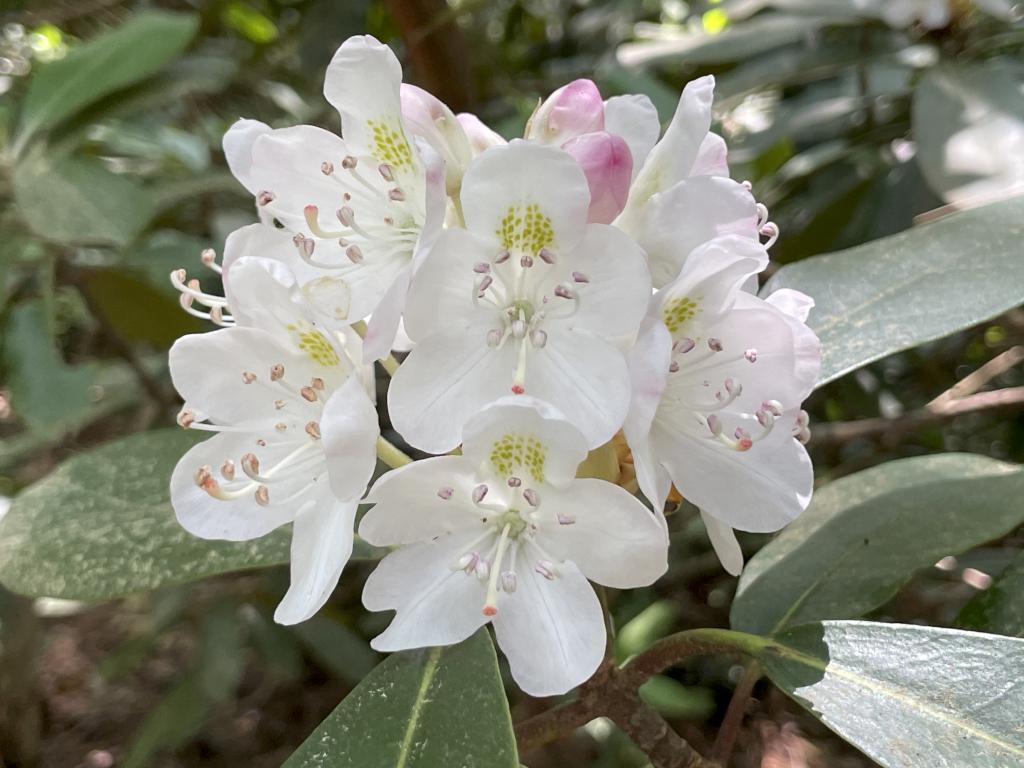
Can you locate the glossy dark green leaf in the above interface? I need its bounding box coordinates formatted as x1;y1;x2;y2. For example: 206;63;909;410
764;196;1024;386
0;429;381;601
757;621;1024;768
284;629;518;768
16;11;199;145
958;550;1024;638
13;153;155;247
290;610;380;683
732;454;1024;634
0;429;290;600
2;301;96;437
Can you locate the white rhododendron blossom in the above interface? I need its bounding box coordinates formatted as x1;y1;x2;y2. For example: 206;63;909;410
167;33;822;697
169;258;379;625
358;398;668;696
220;35;447;359
624;236;821;575
388;140;651;453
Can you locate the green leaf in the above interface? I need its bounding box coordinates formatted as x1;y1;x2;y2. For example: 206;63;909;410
0;429;291;601
756;621;1024;768
13;153;155;247
763;196;1024;386
2;301;96;437
283;629;518;768
16;11;199;146
290;610;380;684
731;454;1024;635
958;550;1024;638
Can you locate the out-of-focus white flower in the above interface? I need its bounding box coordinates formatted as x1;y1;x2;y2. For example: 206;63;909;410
388;140;651;453
624;236;820;575
169;258;379;625
221;36;447;360
854;0;951;29
359;398;668;696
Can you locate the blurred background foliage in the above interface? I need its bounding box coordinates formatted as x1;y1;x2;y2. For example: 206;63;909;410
0;0;1022;766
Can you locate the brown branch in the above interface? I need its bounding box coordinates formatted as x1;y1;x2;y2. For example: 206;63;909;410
711;662;761;765
815;346;1024;446
515;629;766;764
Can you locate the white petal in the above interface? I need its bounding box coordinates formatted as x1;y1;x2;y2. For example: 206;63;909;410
402;227;494;341
321;375;379;502
637;177;759;287
652;236;766;330
457;112;507;155
624;317;673;515
538;480;668;588
627;76;715;213
654;421;812;532
275;499;357;625
363;531;490;650
170;432;303;540
170;327;314;426
361;456;481;545
492;558;604;697
701;510;743;576
526;329;632;449
323;35;419;181
387;330;518;454
401;83;472;193
604;94;661;180
764;288;815;323
223;118;271;195
555;224;651;338
223;224;353;327
362;263;411;361
691;132;730;177
460;140;591;255
460;397;589;487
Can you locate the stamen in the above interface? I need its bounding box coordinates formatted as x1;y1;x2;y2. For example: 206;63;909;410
388;187;406;202
321;161;334;175
242;371;257;384
378;163;395;182
221;460;235;480
255;485;270;505
507;476;522;488
270;364;285;381
520;254;534;268
538;247;556;264
572;271;589;283
530;329;547;348
242;453;260;479
305;421;321;440
744;348;758;363
675;337;696;354
342;156;358;170
554;284;576;300
473;262;490;274
437;486;454;500
311;377;326;390
494;249;511;264
522;488;540;507
708;338;723;352
556;512;575;525
346;245;364;263
482;523;513;616
177;408;195;428
473;484;489;504
257;190;275;206
301;386;318;402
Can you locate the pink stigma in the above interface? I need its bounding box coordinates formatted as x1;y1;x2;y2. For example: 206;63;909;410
482;605;498;617
511;384;525;395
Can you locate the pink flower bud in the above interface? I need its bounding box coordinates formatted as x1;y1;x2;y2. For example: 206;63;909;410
527;79;604;145
562;131;633;224
456;113;506;155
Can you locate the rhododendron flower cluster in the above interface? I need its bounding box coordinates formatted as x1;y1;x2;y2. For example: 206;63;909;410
168;35;820;697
